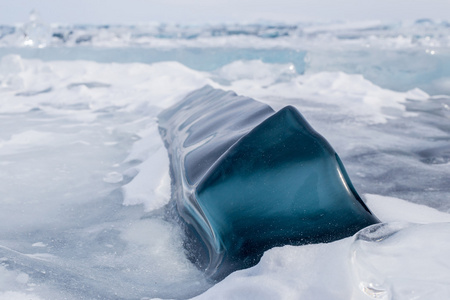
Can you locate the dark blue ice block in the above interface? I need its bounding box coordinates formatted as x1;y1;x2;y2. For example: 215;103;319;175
158;85;379;280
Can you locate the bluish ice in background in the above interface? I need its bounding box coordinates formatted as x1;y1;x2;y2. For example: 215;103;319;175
0;11;450;300
2;16;450;95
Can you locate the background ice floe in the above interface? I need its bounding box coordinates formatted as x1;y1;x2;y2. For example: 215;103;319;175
0;20;449;300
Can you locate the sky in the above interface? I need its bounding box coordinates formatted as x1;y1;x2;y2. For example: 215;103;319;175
1;0;449;25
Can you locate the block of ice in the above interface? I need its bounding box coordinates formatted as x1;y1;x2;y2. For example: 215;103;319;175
158;85;379;280
351;222;450;300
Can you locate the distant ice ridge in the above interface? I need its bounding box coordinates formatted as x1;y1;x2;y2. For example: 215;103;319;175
0;56;449;299
1;18;450;49
2;19;450;95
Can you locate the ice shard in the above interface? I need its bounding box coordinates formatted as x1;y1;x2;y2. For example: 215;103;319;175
158;85;379;280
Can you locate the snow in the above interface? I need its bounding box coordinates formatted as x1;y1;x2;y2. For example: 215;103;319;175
365;194;450;224
0;21;449;299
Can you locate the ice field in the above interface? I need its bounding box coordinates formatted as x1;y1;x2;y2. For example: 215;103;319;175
0;18;450;299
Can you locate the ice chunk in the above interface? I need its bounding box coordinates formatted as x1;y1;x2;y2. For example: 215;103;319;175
22;10;51;48
158;85;379;280
351;222;450;300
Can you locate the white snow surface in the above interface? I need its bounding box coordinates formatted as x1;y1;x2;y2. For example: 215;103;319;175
0;53;449;300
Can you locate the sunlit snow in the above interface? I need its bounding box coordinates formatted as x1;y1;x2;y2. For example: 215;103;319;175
0;18;450;300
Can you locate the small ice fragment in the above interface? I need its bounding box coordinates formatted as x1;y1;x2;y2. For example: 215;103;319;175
31;242;46;247
351;222;450;300
103;172;123;183
23;10;51;48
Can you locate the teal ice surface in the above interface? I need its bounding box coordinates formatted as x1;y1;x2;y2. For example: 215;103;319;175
158;86;379;280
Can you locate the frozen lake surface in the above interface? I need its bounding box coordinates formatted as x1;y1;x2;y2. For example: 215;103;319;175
0;19;450;299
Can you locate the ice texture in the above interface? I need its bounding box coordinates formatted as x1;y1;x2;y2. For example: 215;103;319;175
351;222;450;300
2;20;450;95
194;197;450;300
0;56;214;299
0;40;449;299
159;86;378;279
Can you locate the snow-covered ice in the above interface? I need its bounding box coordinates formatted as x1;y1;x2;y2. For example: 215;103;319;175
0;20;450;299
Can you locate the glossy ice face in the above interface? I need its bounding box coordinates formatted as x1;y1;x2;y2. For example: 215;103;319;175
158;85;379;280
